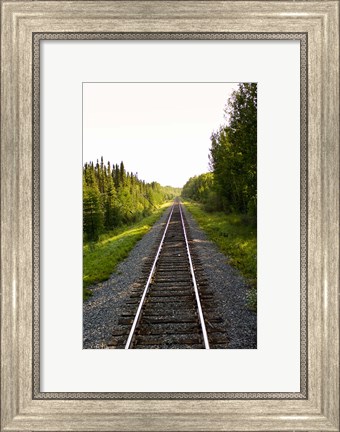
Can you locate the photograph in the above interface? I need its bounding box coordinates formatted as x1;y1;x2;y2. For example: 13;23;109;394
82;82;257;349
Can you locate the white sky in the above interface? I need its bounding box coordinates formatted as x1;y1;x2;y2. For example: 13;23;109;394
83;83;238;188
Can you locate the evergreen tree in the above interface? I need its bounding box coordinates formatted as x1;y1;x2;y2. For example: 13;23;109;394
119;161;126;186
83;177;104;241
83;157;179;241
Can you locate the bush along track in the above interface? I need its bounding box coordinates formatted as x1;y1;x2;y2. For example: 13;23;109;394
83;202;172;301
182;200;257;311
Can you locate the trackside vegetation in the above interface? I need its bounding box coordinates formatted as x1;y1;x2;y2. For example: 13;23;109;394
181;83;257;310
182;201;257;310
83;159;180;300
83;203;172;300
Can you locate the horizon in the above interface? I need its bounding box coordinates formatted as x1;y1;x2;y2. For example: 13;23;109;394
82;156;200;189
83;83;238;188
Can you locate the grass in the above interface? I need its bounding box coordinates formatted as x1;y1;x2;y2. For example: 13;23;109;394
83;202;172;301
182;200;257;311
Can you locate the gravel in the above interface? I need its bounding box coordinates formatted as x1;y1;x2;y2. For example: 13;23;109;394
181;205;257;349
83;206;172;349
83;204;257;349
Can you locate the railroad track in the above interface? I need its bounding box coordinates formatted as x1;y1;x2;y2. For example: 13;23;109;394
109;200;228;349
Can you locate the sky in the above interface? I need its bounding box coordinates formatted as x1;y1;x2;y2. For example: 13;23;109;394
83;83;239;188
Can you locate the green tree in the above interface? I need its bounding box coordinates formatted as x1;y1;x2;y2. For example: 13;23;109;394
83;157;180;240
226;83;257;215
182;173;217;210
83;179;104;241
209;83;257;216
103;170;118;229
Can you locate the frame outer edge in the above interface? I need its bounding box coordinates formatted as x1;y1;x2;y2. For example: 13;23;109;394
320;2;339;429
1;2;20;430
0;1;339;431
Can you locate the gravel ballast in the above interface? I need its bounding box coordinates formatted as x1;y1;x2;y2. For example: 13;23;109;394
83;207;172;349
181;205;257;349
83;204;257;349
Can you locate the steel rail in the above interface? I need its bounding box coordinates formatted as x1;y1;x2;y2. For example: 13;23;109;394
124;202;175;349
179;203;210;349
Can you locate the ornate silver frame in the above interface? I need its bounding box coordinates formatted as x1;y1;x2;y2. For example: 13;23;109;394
1;2;339;431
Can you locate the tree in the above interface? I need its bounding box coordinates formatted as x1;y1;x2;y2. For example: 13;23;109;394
226;83;257;215
181;173;216;210
119;161;126;186
83;179;104;241
103;171;118;229
209;83;257;216
83;157;180;240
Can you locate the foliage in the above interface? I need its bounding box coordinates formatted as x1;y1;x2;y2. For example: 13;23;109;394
83;156;181;241
182;83;257;218
181;172;220;212
209;83;257;216
182;172;212;202
83;177;104;241
183;200;257;311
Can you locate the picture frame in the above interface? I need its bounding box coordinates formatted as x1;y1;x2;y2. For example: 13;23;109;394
1;1;339;431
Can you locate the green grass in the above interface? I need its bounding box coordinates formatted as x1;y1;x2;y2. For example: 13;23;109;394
182;200;257;311
83;202;172;301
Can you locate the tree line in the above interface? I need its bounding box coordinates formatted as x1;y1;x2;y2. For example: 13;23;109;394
83;157;180;241
182;83;257;218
